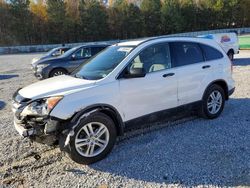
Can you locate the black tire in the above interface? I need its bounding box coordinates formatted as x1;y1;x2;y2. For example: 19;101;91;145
227;51;234;61
60;112;117;164
200;84;225;119
49;68;67;78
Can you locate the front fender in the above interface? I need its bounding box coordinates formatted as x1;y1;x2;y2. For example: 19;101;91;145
50;81;123;121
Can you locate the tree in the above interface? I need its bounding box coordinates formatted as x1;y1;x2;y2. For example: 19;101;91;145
124;3;143;38
161;0;184;34
141;0;161;36
47;0;66;43
107;2;124;39
30;0;48;44
179;0;198;32
79;0;109;41
0;1;14;45
9;0;32;45
238;0;250;27
108;0;143;39
64;0;81;42
1;0;250;46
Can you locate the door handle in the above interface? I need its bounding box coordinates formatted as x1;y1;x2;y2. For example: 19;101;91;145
163;73;175;78
202;65;211;69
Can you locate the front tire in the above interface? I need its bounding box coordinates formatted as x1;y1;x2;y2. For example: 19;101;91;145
49;68;67;78
200;84;225;119
61;112;117;164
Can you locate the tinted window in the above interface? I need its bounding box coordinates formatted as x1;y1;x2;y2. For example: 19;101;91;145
129;43;171;73
74;47;91;59
200;44;223;61
91;47;106;56
170;42;204;67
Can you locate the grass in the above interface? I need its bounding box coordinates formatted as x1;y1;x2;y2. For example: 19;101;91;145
239;35;250;49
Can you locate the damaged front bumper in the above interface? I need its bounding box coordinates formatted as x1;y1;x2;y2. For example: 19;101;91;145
12;91;62;145
13;115;61;145
14;118;36;137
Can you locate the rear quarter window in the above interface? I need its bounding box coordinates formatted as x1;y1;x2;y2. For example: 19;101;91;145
200;44;224;61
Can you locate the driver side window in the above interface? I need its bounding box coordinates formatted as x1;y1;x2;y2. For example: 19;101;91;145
130;43;171;73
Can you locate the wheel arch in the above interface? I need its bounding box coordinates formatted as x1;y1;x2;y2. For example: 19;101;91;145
49;67;68;77
203;79;229;100
70;104;124;136
227;48;234;55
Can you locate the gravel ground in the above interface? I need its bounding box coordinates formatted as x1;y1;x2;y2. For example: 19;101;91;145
0;51;249;188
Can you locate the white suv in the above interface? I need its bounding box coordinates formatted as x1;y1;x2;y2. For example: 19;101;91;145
12;37;235;164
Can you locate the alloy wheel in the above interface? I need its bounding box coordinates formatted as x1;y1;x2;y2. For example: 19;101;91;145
53;71;64;76
74;122;110;157
207;90;222;114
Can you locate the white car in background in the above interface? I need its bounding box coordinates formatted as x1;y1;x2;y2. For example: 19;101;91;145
12;37;235;164
199;32;239;60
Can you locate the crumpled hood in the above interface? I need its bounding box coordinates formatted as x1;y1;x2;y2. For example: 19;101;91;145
19;75;96;99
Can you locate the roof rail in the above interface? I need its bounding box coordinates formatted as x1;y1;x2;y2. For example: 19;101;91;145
135;35;199;47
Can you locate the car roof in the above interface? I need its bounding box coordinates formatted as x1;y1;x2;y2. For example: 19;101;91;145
53;46;70;50
76;44;110;48
117;39;148;46
116;36;220;48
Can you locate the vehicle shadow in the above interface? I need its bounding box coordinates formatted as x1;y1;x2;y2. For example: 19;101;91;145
0;74;19;80
90;98;250;187
233;58;250;66
0;100;6;110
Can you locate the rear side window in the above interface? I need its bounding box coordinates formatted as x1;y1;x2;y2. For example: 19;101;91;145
170;42;204;67
200;44;224;61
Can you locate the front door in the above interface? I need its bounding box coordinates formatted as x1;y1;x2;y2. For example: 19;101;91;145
68;47;91;72
119;43;178;122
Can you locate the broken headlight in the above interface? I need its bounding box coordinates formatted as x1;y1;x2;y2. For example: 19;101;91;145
21;96;63;116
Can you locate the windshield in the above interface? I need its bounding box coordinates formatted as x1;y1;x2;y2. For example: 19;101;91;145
45;48;59;56
75;46;134;80
60;46;79;58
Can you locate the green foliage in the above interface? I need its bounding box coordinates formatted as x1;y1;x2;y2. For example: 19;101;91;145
79;0;108;41
0;0;250;45
8;0;32;44
141;0;161;36
0;1;14;44
108;1;143;39
161;0;184;34
47;0;66;43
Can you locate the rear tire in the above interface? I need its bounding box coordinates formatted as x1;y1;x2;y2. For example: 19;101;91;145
49;68;67;78
60;112;117;164
200;84;225;119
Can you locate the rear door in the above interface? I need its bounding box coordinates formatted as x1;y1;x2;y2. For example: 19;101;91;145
170;41;214;105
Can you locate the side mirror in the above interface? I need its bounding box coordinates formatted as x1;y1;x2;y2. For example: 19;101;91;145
71;54;76;60
123;67;146;79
